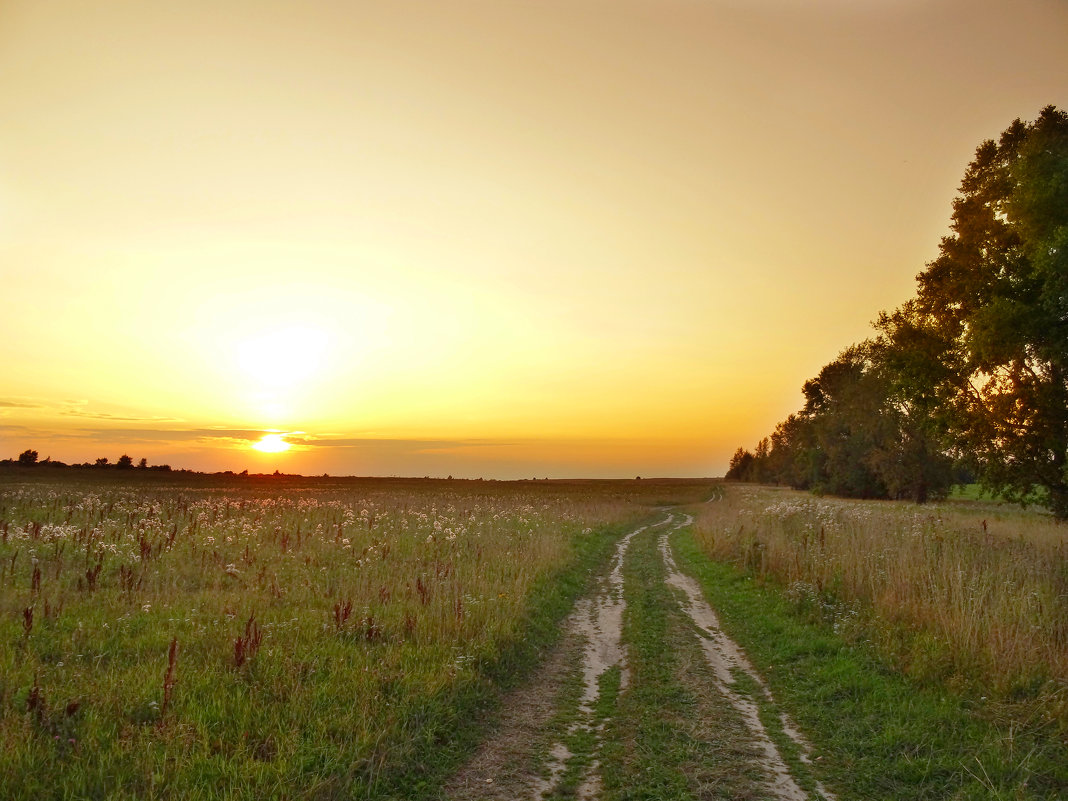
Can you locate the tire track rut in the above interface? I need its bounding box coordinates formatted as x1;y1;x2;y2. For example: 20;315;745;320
446;509;833;800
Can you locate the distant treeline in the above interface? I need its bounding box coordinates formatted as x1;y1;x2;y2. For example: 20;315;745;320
5;449;175;471
0;450;317;483
727;106;1068;519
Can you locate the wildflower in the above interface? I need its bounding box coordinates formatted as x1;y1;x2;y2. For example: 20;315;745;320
142;603;151;613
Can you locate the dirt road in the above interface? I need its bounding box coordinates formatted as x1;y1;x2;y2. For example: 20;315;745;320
445;510;835;801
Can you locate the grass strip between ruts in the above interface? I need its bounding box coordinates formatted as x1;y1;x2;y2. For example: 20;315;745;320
600;523;771;801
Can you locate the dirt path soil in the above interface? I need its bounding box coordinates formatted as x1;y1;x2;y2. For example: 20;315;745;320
658;514;836;801
442;626;585;801
445;510;833;801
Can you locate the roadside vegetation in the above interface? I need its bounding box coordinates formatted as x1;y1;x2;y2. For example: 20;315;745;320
687;483;1067;798
0;475;709;799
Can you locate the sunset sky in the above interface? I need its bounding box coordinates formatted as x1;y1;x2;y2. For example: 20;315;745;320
2;1;1066;478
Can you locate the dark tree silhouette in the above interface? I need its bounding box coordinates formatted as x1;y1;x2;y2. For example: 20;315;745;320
726;107;1064;513
913;106;1068;517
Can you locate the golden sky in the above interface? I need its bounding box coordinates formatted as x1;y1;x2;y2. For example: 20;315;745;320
2;1;1066;477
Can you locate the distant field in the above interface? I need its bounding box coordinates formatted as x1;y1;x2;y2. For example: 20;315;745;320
0;474;711;799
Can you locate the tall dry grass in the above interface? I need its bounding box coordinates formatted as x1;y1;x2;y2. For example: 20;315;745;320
694;484;1068;711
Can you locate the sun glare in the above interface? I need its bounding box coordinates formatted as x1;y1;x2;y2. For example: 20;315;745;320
236;326;330;389
252;433;291;453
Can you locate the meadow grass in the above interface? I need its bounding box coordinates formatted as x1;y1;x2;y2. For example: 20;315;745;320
0;474;710;799
693;485;1068;703
672;528;1066;799
689;483;1067;796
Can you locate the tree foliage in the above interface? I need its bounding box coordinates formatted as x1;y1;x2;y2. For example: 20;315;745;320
915;105;1068;517
727;107;1066;517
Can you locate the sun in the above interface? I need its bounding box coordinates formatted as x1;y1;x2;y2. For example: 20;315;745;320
252;433;291;453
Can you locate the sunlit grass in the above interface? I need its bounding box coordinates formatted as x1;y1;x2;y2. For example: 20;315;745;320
0;476;710;798
693;485;1068;716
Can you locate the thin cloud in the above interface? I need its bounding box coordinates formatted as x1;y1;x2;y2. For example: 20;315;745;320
0;423;35;434
60;409;181;422
65;427;271;444
291;436;508;451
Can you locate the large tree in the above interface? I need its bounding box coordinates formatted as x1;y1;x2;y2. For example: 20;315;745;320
915;106;1068;517
798;345;889;499
870;302;956;503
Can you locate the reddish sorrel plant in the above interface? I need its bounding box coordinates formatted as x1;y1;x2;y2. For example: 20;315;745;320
138;532;152;562
415;575;430;605
26;673;44;724
22;605;33;637
333;599;353;631
362;615;381;642
118;564;142;593
84;560;102;592
233;613;263;667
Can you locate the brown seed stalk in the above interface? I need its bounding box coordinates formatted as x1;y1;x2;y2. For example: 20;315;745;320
159;637;178;723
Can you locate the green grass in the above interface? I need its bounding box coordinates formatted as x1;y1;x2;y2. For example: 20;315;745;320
948;483;991;502
672;525;1068;800
599;524;767;801
607;527;694;801
0;476;711;799
695;485;1068;707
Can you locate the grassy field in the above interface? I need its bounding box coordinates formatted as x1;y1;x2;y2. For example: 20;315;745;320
0;473;711;799
692;485;1068;701
5;472;1065;799
689;483;1068;797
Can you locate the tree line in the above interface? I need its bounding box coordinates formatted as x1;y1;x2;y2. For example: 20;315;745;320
6;449;173;471
727;106;1068;520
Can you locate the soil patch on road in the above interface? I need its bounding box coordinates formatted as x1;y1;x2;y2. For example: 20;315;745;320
444;628;585;801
